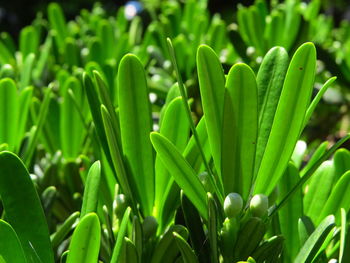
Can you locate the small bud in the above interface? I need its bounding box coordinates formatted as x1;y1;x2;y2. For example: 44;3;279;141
199;171;214;193
142;216;158;240
250;194;268;218
0;64;14;78
113;194;127;218
224;193;243;218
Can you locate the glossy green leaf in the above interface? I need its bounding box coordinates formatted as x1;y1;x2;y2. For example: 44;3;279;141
151;225;188;263
291;140;307;169
154;97;190;221
97;19;115;60
207;193;218;263
254;42;316;195
0;78;18;149
181;192;210;263
119;237;139;263
333;148;350;180
339;208;346;263
47;3;68;51
81;161;101;218
0;220;26;263
294;215;335;263
222;63;257;198
151;132;207;220
111;207;131;263
278;162;302;260
118;54;154;216
298;216;315;247
22;86;52;166
60;77;85;158
304;161;335;223
51;212;80;249
303;77;337;127
83;73;112;165
197;45;225;175
20;53;35;90
233;217;266;262
19;26;39;59
66;213;101;263
173;232;199;263
0;151;54;263
183;117;211;174
319;171;350;224
17;87;33;149
255;47;289;175
300;141;329;177
33;35;52;81
101;105;135;210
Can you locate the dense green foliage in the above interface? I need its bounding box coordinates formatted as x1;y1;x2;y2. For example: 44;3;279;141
0;0;350;262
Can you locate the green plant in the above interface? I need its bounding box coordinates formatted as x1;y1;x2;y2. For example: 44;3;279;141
0;1;350;263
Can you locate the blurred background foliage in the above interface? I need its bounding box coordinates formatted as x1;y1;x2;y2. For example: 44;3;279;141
1;0;350;38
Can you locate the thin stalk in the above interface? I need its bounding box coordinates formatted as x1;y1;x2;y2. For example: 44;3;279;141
166;38;224;203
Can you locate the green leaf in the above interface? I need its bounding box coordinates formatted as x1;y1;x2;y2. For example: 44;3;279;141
333;148;350;180
319;171;350;224
304;161;335;223
278;162;302;260
151;132;208;220
207;193;218;263
47;3;68;51
222;63;257;198
19;26;39;59
66;213;101;263
294;215;335;263
181;192;210;263
60;77;85;158
183;117;211;173
20;53;35;90
0;151;54;263
17;87;33;149
303;77;337;127
300;141;329;177
339;208;346;262
80;161;101;218
255;47;289;175
51;212;80;249
254;42;316;195
0;78;18;149
0;220;26;263
83;73;112;165
154;97;190;222
22;86;52;166
196;45;225;175
110;207;131;263
151;225;188;263
233;217;266;261
298;216;315;247
118;54;154;216
101;105;135;210
173;232;199;263
119;237;139;263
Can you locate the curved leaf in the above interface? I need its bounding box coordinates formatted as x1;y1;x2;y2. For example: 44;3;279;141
151;132;207;220
0;151;54;263
254;42;316;195
66;213;101;263
118;54;154;216
0;220;26;263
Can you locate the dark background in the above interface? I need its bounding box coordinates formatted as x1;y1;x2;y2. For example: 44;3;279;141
0;0;349;38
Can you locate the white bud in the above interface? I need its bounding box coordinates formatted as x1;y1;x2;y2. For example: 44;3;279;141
250;194;268;218
224;193;243;218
